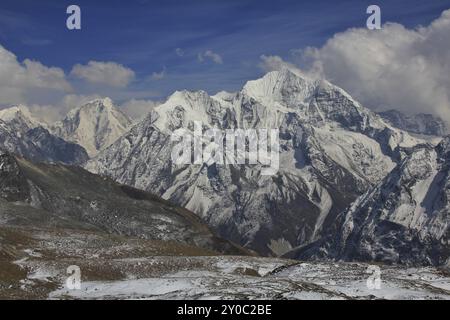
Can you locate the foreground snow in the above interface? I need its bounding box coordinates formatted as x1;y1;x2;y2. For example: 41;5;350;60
48;256;450;300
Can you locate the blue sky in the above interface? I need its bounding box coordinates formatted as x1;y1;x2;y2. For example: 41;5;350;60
0;0;449;106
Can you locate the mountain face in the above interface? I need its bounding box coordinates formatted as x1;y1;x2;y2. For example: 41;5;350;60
24;127;89;165
0;119;43;161
51;98;132;157
288;137;450;266
0;106;88;165
0;151;246;255
86;69;422;256
378;109;447;136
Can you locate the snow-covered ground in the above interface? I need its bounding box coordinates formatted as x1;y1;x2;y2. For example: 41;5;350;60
45;256;450;300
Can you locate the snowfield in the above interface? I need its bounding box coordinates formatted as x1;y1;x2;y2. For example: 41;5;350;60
47;256;450;300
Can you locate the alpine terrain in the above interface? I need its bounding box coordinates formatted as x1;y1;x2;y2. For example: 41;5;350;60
288;137;450;266
0;71;448;300
86;69;429;258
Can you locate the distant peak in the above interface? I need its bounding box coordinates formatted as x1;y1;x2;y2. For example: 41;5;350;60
84;97;114;108
213;90;236;102
0;104;41;129
165;90;211;106
0;104;30;116
241;69;319;106
266;67;311;81
99;97;113;107
66;98;117;118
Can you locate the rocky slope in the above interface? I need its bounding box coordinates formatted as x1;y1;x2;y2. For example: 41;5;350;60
0;151;246;255
23;127;88;165
86;69;422;256
288;137;450;266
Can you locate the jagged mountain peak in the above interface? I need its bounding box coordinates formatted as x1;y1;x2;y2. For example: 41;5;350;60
165;90;212;107
238;70;389;135
150;69;390;136
51;97;132;157
240;69;355;110
0;104;42;133
65;97;122;120
151;89;221;133
0;103;29;114
0;104;28;119
241;69;320;106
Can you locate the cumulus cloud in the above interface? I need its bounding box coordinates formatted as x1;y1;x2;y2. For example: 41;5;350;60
294;9;450;123
120;98;160;120
198;50;223;64
0;44;155;123
70;61;135;87
0;45;71;105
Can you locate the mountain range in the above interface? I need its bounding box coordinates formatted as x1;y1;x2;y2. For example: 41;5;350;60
85;69;448;265
0;69;448;268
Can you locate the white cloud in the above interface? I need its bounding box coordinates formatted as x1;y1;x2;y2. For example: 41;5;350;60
259;54;301;73
150;67;166;80
0;45;71;105
27;103;66;124
120;98;160;120
70;61;135;87
175;48;184;57
0;44;156;123
294;9;450;123
198;50;223;64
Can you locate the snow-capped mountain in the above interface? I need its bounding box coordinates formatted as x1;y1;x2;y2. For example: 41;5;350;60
86;69;423;256
51;98;132;157
0;105;42;134
378;109;447;137
289;137;450;266
0;106;88;165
